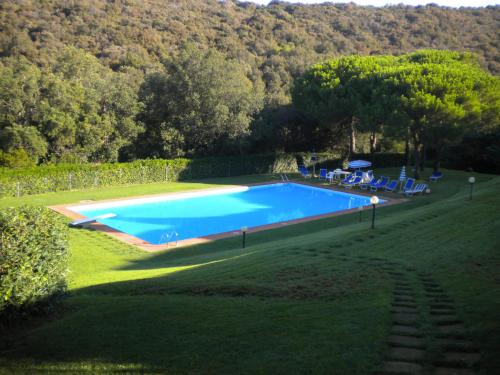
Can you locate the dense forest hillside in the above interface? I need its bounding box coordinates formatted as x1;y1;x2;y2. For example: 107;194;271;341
0;1;498;167
1;1;499;95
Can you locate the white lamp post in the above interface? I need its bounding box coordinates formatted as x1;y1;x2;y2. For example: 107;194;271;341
370;196;379;229
468;177;476;201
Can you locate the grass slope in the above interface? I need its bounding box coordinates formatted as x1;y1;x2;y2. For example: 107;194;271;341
0;169;499;374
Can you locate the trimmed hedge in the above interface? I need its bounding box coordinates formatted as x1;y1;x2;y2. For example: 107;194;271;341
0;153;298;197
0;206;69;316
0;152;405;198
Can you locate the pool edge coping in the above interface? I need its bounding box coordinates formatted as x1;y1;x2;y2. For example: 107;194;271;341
50;179;407;252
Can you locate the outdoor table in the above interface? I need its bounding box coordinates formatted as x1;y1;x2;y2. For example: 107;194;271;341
332;169;351;180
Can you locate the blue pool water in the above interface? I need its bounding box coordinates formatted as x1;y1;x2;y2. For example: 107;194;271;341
71;183;384;244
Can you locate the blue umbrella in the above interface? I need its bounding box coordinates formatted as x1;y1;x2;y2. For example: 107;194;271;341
348;160;372;169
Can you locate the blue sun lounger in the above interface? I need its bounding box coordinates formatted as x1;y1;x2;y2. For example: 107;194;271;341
342;176;362;188
318;168;328;180
360;177;376;190
402;178;415;193
384;180;398;192
405;183;428;196
370;176;389;191
429;171;443;182
339;174;354;185
299;165;311;178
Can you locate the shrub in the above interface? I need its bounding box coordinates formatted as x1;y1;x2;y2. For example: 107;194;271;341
0;149;36;168
0;206;69;317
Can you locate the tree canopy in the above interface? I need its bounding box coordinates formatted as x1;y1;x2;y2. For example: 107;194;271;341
0;48;143;163
292;50;500;175
137;45;264;158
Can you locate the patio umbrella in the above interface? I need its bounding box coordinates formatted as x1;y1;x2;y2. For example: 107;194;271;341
399;166;406;181
348;160;372;169
399;166;407;190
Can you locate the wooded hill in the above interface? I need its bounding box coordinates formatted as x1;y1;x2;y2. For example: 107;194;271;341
0;1;498;169
1;1;498;99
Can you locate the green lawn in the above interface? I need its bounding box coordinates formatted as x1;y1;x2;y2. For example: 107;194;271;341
0;169;499;374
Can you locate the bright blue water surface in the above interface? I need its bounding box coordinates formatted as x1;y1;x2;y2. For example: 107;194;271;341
73;183;382;244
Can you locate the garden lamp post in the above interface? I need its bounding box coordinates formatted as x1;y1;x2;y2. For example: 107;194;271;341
370;196;379;229
468;177;475;201
241;226;248;248
358;206;363;222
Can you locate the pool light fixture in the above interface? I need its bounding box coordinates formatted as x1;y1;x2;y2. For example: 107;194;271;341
468;176;476;201
370;195;379;229
241;226;248;248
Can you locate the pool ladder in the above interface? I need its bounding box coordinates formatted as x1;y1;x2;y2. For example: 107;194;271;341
160;231;179;247
281;174;289;182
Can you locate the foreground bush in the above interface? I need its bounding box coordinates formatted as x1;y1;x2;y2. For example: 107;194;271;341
0;206;69;317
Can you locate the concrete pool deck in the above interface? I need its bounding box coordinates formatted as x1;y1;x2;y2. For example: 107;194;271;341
50;180;407;252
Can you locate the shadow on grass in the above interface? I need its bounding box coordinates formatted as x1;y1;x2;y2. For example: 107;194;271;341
0;244;390;375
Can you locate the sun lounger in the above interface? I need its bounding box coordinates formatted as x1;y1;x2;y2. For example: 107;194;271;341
370;176;389;191
405;183;428;196
402;178;415;193
342;176;362;188
339;174;354;185
384;180;398;192
318;168;327;180
429;171;443;182
299;165;311;178
360;177;376;190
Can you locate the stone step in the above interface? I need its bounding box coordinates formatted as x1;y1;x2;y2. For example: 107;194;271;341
388;347;426;362
391;325;421;337
428;298;454;304
393;313;419;325
437;324;466;335
391;307;419;314
433;317;463;326
394;289;415;295
394;293;417;299
422;281;440;287
430;303;455;309
443;351;480;366
425;292;450;298
430;309;456;315
434;367;476;375
388;335;425;349
392;302;418;309
383;361;423;374
394;296;417;303
387;271;405;276
436;339;478;352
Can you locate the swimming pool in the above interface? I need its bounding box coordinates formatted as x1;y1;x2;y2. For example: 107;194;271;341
69;183;384;245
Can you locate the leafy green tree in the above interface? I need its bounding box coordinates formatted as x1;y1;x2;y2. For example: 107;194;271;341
392;51;500;176
0;57;47;162
40;47;144;161
294;50;499;176
0;48;144;163
139;44;264;157
292;55;398;157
